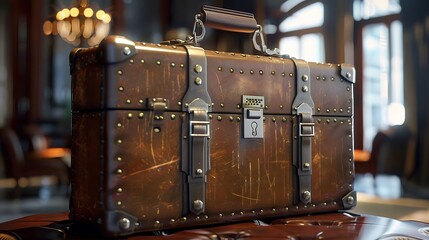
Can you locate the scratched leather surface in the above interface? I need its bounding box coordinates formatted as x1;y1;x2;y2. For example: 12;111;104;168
70;37;354;235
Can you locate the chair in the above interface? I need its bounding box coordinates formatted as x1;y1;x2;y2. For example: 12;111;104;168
0;127;69;189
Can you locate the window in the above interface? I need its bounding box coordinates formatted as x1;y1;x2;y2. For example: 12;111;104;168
354;0;403;150
278;1;325;63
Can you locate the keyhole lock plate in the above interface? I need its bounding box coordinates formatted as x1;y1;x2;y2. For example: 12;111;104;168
242;95;264;139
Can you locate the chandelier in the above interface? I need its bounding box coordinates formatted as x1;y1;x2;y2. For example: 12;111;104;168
43;0;111;46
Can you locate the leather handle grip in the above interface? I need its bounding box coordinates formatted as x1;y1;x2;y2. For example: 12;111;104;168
200;5;258;33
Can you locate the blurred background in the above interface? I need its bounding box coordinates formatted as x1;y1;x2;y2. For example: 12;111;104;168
0;0;428;223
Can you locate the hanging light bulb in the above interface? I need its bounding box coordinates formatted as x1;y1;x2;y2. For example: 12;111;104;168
43;0;111;46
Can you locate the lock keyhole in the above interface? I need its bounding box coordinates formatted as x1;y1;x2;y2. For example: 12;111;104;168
251;121;258;136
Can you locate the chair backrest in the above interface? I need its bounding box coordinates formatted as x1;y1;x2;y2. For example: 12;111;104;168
0;128;24;178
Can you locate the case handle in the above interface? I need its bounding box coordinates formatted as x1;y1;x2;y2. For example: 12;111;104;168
191;5;280;56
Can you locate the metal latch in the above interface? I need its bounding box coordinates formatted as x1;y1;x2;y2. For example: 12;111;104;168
242;95;264;139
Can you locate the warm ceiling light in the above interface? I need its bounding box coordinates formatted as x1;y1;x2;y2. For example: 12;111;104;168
70;7;79;17
83;8;93;18
43;0;111;46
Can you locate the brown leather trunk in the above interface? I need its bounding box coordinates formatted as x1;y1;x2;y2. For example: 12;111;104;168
70;31;356;236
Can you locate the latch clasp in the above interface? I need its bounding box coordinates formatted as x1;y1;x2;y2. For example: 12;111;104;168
242;95;264;139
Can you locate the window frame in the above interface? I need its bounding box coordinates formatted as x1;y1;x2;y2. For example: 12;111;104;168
354;13;401;150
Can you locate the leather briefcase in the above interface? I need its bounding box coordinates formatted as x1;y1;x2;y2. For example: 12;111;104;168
70;5;356;236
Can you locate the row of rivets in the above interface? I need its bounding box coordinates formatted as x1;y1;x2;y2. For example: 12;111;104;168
316;118;346;124
142;202;342;226
216;67;292;77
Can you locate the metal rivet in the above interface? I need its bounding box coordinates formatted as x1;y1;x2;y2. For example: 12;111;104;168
138;99;144;104
229;68;234;73
236;104;241;109
282;117;287;122
172;46;177;49
331;77;335;81
302;85;308;92
156;60;161;65
196;169;203;175
333;108;337;112
304;163;310;168
126;99;131;104
193;200;204;211
317;107;321;112
302;191;311;200
272;208;276;212
117;70;123;75
195;77;202;85
218;67;222;71
265;106;268;110
180;64;184;68
118;86;124;92
282;72;286;77
259;70;263;75
155;220;160;225
117;187;123;193
117;123;122;128
119;218;130;229
322;76;326;81
349;171;352;175
116;157;122;161
285;207;289;211
194;64;203;73
236;117;241;121
177;101;182;106
317;119;321;123
346;72;352;78
170;219;175;223
123;47;131;55
271;71;275;75
326;109;330;113
229;116;234;121
116;169;123;174
127;113;133;118
138;113;144;118
171;114;176;120
156;43;161;47
154;127;161;133
347;87;350;91
272;117;276;122
289;73;293;77
181;217;187;222
239;70;244;74
327;119;331;124
280;105;283;109
316;76;320;80
184;103;189;108
302;75;308;81
251;210;256;214
220;103;224;108
140;59;145;64
250;70;254;74
171;63;176;67
333;119;337;123
209;114;213;119
129;59;134;64
117;139;122;144
323;202;327;206
217;116;222;121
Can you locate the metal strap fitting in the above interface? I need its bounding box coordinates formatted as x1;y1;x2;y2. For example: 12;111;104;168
181;45;211;216
291;58;314;205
